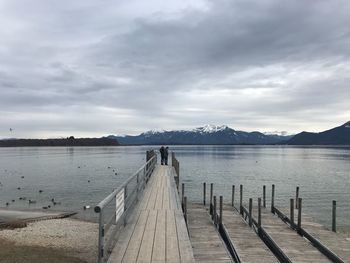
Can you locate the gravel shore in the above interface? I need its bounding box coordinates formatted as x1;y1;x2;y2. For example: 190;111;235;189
0;218;98;263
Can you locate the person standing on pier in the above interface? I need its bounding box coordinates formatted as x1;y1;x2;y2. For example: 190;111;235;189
159;146;165;165
164;146;169;165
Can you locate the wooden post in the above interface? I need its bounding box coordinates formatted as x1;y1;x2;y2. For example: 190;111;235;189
258;197;262;228
231;185;235;207
332;200;336;232
297;198;302;230
171;152;175;166
213;196;217;223
290;199;294;226
219;196;223;226
240;184;243;215
181;183;185;209
296;186;299;209
263;185;266;208
210;183;213;215
184;196;187;225
203;182;206;206
249;198;253;227
271;184;275;213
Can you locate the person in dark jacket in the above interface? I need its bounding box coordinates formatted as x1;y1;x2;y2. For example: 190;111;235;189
159;146;165;165
164;146;169;165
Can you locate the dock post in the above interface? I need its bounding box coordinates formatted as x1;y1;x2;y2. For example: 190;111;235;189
136;174;139;201
297;198;302;231
184;196;188;226
219;196;223;226
203;182;206;206
271;184;275;213
258;197;262;228
296;186;299;209
97;212;104;263
213;196;217;224
290;199;294;226
210;183;213;215
332;200;336;232
231;185;235;207
240;184;243;215
249;198;253;227
124;185;128;226
181;183;185;209
263;185;266;208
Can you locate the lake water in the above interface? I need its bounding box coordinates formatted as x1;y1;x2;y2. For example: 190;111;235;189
0;145;349;232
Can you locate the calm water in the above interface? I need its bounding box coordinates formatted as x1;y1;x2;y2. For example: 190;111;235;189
0;146;349;232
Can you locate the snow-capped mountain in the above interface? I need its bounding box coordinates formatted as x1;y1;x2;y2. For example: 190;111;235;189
192;125;229;133
109;125;293;145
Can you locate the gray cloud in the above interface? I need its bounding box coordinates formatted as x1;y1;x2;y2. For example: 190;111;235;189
0;0;350;138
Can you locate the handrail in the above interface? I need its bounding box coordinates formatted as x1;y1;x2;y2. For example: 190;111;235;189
94;151;157;263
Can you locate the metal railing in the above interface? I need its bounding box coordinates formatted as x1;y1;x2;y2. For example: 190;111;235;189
94;151;157;263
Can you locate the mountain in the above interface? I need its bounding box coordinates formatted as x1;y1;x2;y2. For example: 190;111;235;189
110;125;292;145
286;121;350;145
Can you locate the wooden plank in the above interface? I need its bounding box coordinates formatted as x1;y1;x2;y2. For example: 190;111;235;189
166;210;181;263
121;210;150;262
152;210;166;262
187;204;232;263
257;207;331;262
175;210;196;263
137;210;158;263
280;207;350;262
109;165;195;263
222;206;278;263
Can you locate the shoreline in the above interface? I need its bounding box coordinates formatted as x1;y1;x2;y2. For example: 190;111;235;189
0;217;98;263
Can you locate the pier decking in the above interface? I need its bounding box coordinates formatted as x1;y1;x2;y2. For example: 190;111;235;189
187;204;232;262
221;206;277;262
108;165;195;263
96;153;350;263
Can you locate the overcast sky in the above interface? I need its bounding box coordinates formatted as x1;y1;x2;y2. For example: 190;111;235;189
1;0;350;138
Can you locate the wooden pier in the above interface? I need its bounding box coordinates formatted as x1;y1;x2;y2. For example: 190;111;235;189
95;152;350;263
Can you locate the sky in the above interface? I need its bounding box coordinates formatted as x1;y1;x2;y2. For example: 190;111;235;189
1;0;350;138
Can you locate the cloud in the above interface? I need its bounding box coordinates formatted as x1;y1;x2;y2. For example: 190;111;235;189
0;0;350;138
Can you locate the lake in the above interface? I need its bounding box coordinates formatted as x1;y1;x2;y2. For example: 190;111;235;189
0;145;349;232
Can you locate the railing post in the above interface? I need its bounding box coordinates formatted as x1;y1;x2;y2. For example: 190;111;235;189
184;196;188;226
258;197;261;228
296;186;299;209
213;196;217;224
290;198;294;226
203;182;206;206
124;186;128;226
271;184;275;213
332;200;336;232
136;173;139;201
240;184;243;215
210;183;213;215
97;212;104;263
297;198;302;231
231;185;235;207
219;196;223;226
181;183;185;209
249;198;253;227
263;185;266;208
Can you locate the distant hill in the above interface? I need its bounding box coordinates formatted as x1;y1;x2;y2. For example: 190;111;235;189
0;137;119;147
109;125;292;145
286;121;350;145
